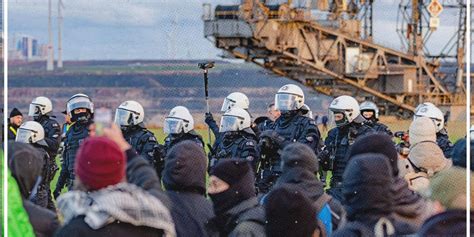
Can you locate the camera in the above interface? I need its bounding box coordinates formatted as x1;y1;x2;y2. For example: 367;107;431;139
198;62;215;70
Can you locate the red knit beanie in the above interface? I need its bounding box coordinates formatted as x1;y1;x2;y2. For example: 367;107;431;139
75;137;126;191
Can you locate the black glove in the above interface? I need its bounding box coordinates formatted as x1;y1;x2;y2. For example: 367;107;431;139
318;150;334;171
205;112;214;124
259;130;286;147
53;189;61;200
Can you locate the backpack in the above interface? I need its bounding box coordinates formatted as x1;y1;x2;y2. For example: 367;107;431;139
313;193;333;237
340;217;396;237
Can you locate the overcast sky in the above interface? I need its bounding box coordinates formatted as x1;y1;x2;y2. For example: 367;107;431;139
8;0;462;60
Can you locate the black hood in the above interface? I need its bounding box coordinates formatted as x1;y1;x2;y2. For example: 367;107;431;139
8;142;44;199
275;167;325;201
391;177;426;218
342;153;394;221
347;133;399;176
281;143;318;173
162;140;207;195
418;210;468;236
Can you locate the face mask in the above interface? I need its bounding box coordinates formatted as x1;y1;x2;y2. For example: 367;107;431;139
335;115;349;127
71;111;91;123
209;189;242;216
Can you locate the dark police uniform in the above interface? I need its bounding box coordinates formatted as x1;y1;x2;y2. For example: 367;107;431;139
322;122;374;202
436;128;453;158
31;144;58;211
257;111;321;194
54;121;90;196
365;120;393;136
122;124;161;167
35;115;61;158
209;130;259;171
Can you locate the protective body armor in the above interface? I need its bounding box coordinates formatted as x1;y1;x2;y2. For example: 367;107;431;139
36;115;61;158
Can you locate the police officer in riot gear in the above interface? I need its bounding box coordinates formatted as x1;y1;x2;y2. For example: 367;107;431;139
209;107;258;171
29;96;61;158
321;95;374;202
205;92;253;159
16;121;58;211
205;92;250;138
54;93;93;197
414;103;453;158
257;84;321;194
162;106;204;173
115;100;162;171
359;100;392;136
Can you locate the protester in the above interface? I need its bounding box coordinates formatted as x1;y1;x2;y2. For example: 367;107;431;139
405;140;452;193
206;159;265;237
418;167;470;236
265;185;319;237
162;141;214;237
333;153;416;236
55;124;176;237
8;142;60;237
274;143;345;232
348;133;435;228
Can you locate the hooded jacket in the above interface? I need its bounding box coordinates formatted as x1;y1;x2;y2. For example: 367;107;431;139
418;209;469;236
333;153;416;236
162;141;214;237
274;168;345;230
8;142;60;237
347;134;434;228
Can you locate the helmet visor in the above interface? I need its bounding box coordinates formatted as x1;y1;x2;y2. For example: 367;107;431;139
67;97;93;114
164;118;184;134
329;109;349;128
28;104;42;117
16;128;35;144
219;115;240;133
221;98;236;112
275;94;299;111
114;109;133;126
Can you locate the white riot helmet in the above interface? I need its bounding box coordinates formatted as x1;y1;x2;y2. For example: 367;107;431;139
67;93;94;115
359;100;379;120
67;93;94;122
470;125;474;141
219;107;251;133
301;104;313;119
115;100;145;127
221;92;250;112
164;106;194;134
16;121;47;146
29;96;53;117
329;95;360;127
414;104;444;132
413;102;436;117
275;84;305;111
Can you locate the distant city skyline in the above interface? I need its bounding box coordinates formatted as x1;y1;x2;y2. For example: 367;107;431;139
9;0;462;60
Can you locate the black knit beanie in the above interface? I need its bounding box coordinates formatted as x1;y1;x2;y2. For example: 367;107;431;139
347;133;399;176
10;108;23;118
281;142;319;173
265;184;318;237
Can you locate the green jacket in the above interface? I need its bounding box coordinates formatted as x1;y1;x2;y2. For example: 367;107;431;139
8;170;35;237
